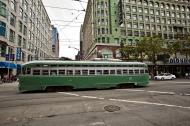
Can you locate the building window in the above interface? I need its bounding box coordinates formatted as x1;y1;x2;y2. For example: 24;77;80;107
145;16;149;22
19;7;23;19
160;3;165;9
149;1;153;6
144;0;148;6
151;17;155;22
166;4;170;9
171;5;175;10
139;23;144;29
17;35;22;46
0;21;6;37
10;0;16;12
156;10;160;16
138;7;143;13
19;21;23;33
23;13;28;23
146;24;150;30
9;29;15;42
127;22;132;28
0;1;6;17
171;12;175;17
127;30;132;36
150;9;154;15
133;15;137;20
155;2;159;7
10;13;16;27
137;0;142;5
166;12;170;17
139;15;143;20
161;11;165;16
23;25;27;35
144;8;148;14
23;0;28;11
133;23;138;28
132;6;137;12
126;13;131;19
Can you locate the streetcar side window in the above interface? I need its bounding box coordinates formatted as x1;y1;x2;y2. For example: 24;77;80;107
123;69;128;74
67;70;73;75
145;70;149;73
117;69;122;75
75;70;81;75
26;68;31;75
42;70;49;75
59;70;65;75
82;70;88;75
103;70;109;75
129;70;134;74
33;70;40;75
50;70;57;75
140;69;144;74
89;70;95;75
96;70;102;75
110;70;115;75
134;69;139;74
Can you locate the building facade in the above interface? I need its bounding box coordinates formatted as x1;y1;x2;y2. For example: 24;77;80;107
51;25;59;58
81;0;190;76
0;0;54;64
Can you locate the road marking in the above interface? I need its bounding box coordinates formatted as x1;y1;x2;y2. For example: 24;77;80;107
58;91;190;110
109;98;190;110
97;97;105;100
81;96;98;99
117;89;145;92
89;122;105;125
148;91;175;95
58;92;80;96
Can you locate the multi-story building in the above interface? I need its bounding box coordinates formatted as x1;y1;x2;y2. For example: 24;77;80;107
81;0;190;76
51;25;59;58
0;0;54;64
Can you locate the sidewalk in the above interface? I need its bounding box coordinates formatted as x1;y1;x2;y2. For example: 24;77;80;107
0;81;19;87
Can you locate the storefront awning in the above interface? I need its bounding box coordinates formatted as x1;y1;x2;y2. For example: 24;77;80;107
0;62;17;69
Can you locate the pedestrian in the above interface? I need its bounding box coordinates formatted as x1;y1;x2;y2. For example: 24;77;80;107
185;73;188;79
0;74;2;84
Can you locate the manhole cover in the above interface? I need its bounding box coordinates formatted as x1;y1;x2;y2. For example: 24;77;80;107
104;105;120;112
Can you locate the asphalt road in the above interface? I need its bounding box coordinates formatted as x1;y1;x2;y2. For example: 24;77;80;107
0;79;190;126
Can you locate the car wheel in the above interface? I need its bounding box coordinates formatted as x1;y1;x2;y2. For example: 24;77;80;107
171;77;174;80
161;78;164;80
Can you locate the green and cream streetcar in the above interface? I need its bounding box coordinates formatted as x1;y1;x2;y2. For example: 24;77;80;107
19;60;149;92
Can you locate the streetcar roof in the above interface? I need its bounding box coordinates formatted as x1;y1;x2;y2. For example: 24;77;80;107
22;60;147;67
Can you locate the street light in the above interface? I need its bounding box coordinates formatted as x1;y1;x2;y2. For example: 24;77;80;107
68;46;82;60
68;46;79;51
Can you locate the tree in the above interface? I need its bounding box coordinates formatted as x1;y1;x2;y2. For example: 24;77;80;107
180;34;190;58
136;37;149;62
145;36;164;64
167;41;181;58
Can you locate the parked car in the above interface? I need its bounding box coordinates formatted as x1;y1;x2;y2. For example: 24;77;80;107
154;73;176;80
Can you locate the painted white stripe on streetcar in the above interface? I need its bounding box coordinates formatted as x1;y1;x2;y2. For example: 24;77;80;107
109;98;190;109
58;92;80;96
148;91;175;95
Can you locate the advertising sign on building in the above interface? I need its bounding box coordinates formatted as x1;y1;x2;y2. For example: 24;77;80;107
169;58;190;64
16;47;22;61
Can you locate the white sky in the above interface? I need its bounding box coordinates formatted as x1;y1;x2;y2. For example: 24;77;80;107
42;0;87;59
